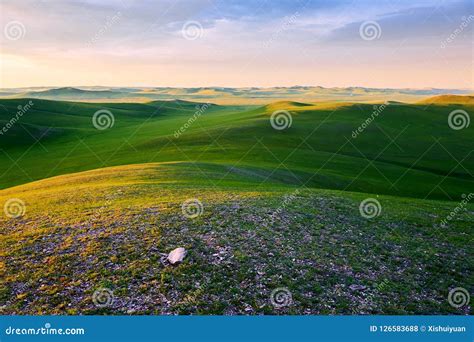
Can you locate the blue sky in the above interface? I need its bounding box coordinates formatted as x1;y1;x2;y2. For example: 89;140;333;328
0;0;472;88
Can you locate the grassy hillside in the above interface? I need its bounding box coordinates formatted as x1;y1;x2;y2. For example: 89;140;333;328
1;163;472;314
419;95;474;105
1;95;473;315
0;98;473;200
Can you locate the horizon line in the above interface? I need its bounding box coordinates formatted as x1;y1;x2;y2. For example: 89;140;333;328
1;85;473;91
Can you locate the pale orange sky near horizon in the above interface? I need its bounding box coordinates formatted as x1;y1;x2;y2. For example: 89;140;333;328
1;0;472;89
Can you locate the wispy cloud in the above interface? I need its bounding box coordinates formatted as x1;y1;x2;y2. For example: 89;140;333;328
0;0;472;88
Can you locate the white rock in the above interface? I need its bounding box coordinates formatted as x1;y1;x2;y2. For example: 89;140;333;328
167;247;186;264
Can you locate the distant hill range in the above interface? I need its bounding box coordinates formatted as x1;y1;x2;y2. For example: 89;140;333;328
0;86;472;104
418;94;474;105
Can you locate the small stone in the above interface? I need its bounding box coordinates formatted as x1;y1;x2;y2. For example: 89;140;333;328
167;247;186;264
349;284;367;291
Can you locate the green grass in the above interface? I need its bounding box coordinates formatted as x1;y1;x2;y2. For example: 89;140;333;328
0;163;472;314
0;97;472;315
0;98;473;200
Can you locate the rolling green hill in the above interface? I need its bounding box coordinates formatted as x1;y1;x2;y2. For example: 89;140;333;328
0;96;472;315
0;97;472;200
0;162;472;315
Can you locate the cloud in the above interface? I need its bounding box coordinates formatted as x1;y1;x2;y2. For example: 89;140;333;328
326;0;472;43
0;0;472;88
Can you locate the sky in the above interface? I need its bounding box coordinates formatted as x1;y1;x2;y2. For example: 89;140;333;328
0;0;472;89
